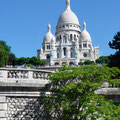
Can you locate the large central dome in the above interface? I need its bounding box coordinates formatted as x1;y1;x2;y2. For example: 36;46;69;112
57;9;79;25
57;0;79;26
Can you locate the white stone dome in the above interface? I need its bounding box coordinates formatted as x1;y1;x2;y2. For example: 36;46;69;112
44;24;55;43
57;0;79;26
81;22;91;41
57;9;79;26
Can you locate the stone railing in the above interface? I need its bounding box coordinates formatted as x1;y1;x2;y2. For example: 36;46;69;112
102;81;120;88
0;67;53;85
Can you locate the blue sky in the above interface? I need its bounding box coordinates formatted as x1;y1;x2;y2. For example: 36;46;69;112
0;0;120;58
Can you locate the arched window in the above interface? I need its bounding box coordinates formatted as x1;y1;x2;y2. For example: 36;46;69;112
83;43;87;48
63;47;67;57
43;46;45;50
57;48;60;58
47;54;50;59
57;53;59;58
47;45;50;49
60;35;62;40
79;44;82;48
74;34;76;40
70;34;73;40
71;48;74;58
63;35;67;43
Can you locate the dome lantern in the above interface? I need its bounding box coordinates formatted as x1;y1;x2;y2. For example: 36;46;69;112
66;0;70;10
83;21;86;31
48;24;51;32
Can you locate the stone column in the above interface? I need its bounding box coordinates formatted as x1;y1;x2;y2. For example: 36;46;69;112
28;71;33;80
67;47;70;58
61;48;63;58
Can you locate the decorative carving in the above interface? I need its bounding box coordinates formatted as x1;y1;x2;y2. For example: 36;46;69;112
8;71;28;79
33;72;49;80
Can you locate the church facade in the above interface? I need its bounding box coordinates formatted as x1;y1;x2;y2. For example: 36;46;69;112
37;0;99;66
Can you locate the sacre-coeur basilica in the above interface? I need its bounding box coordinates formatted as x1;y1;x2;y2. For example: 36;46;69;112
37;0;99;66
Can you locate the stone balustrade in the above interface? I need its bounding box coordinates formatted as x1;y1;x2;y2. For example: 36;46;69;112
0;67;53;85
0;67;120;88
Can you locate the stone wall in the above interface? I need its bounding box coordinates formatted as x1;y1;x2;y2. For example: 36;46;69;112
7;97;45;120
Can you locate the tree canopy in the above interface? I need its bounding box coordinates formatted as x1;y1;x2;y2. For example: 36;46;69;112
84;60;95;65
95;56;110;65
41;65;120;120
0;40;11;67
14;56;46;67
78;60;95;66
109;32;120;52
108;31;120;68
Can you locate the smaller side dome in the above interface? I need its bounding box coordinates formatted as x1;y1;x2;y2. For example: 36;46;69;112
44;24;55;43
80;21;91;41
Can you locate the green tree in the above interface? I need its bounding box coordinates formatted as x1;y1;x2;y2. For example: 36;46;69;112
109;32;120;52
29;56;46;66
14;57;27;65
84;60;95;65
108;31;120;68
14;56;46;66
24;64;33;68
41;65;120;120
96;56;110;65
7;53;16;66
108;51;120;68
78;62;84;66
0;40;11;67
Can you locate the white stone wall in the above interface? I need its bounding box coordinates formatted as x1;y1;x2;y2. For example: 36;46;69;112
0;96;7;120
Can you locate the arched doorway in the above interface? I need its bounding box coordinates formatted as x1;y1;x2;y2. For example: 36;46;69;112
69;62;74;65
55;62;59;66
46;54;50;59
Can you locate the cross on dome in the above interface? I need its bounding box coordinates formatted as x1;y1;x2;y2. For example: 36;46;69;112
66;0;70;10
48;24;51;32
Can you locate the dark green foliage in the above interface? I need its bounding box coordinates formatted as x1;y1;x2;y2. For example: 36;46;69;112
14;56;46;66
96;56;110;65
29;57;46;66
108;31;120;68
108;51;120;68
14;57;29;65
78;60;95;66
109;79;120;86
109;32;120;52
78;62;84;66
8;53;16;66
84;60;95;65
0;40;11;67
41;65;120;120
24;64;34;68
